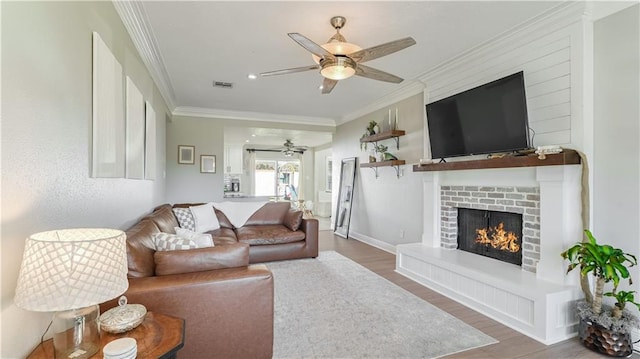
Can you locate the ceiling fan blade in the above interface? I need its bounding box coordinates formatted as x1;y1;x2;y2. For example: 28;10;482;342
260;65;320;77
288;33;336;60
355;64;404;83
321;78;338;94
349;37;416;63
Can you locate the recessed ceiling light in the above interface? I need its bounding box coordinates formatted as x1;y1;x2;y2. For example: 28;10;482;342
319;85;324;90
251;134;256;137
245;139;250;143
247;73;258;80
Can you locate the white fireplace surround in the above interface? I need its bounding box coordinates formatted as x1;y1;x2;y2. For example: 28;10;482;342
396;165;584;344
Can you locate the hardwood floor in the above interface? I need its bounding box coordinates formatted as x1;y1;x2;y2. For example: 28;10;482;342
317;230;633;359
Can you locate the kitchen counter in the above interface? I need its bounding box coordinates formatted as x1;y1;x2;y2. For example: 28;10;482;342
222;194;274;202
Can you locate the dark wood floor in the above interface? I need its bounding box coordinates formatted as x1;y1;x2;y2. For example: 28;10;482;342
317;230;626;359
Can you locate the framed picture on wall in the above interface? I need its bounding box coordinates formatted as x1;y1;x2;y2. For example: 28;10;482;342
200;155;216;173
178;145;195;164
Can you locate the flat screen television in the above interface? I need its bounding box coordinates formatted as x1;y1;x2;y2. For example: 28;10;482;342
426;71;530;159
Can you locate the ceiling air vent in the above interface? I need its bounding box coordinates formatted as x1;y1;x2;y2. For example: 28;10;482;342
213;81;234;89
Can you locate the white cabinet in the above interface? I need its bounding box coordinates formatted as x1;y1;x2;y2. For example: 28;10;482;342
225;145;243;174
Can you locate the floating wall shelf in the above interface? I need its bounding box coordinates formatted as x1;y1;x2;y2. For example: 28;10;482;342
360;130;406;150
361;160;406;178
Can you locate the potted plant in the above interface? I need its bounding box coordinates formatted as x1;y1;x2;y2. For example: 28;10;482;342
360;121;379;151
367;121;379;136
561;230;640;357
374;144;388;162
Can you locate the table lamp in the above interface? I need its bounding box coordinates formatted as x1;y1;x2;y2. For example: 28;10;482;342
14;228;129;359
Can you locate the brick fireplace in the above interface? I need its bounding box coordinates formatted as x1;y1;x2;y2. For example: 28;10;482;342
396;162;584;345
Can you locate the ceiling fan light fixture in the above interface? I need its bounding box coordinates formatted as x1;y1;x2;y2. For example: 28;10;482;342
320;56;356;80
312;41;362;64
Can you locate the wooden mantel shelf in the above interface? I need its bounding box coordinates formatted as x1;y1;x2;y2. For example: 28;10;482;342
412;149;581;172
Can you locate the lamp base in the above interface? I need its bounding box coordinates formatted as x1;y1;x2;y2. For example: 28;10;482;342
52;305;100;359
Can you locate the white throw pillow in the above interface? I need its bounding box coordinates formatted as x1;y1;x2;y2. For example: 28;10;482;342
153;232;197;251
213;201;267;228
190;203;220;233
175;227;214;248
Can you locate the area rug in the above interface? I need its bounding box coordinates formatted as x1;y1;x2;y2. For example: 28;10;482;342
267;251;497;358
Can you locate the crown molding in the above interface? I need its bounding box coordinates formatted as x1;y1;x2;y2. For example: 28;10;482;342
172;106;336;127
338;80;425;125
418;1;587;84
112;1;176;110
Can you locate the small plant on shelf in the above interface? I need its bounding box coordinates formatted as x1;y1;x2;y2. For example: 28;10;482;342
367;121;378;136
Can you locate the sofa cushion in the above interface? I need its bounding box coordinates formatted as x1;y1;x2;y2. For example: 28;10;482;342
244;202;290;226
283;210;303;231
175;227;214;248
145;204;180;233
153;232;198;251
125;219;159;278
190;203;221;233
173;207;196;231
154;243;250;276
173;203;234;229
204;227;239;246
236;225;305;245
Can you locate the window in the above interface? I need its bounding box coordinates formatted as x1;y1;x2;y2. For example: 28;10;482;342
255;160;300;199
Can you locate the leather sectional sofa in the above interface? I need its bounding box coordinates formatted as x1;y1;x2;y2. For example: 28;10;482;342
101;202;319;359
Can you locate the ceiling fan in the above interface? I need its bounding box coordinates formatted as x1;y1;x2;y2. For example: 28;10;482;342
260;16;416;94
279;139;308;156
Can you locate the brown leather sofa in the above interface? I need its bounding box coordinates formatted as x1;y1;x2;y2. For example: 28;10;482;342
101;202;318;358
174;201;319;263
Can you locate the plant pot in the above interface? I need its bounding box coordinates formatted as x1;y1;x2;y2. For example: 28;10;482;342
579;317;633;357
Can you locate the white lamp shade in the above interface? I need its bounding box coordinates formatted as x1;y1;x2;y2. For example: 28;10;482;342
14;228;129;312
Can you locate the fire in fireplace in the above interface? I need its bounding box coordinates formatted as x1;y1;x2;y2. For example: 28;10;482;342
457;208;523;266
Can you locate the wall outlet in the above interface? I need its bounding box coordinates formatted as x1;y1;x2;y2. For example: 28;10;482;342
399;230;405;238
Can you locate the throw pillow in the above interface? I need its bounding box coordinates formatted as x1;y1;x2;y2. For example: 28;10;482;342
153;232;197;251
284;210;304;231
172;207;196;231
175;227;215;248
190;203;220;233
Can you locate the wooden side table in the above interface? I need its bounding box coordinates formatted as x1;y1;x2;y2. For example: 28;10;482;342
27;312;184;359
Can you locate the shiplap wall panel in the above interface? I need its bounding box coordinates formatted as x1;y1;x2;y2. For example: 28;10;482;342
529;102;571;123
421;15;583;149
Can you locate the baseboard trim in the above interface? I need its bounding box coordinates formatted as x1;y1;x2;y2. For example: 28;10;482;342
347;231;396;254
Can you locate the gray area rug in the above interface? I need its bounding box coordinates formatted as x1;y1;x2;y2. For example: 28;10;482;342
268;251;497;359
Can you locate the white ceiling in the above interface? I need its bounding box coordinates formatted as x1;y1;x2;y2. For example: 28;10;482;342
224;126;333;148
125;1;565;145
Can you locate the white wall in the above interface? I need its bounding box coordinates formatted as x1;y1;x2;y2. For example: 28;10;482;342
313;146;332;217
593;4;640;293
166;115;225;203
333;93;424;251
1;2;170;357
419;3;586;155
166;117;332;203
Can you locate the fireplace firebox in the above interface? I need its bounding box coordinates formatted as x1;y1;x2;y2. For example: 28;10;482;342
457;208;523;266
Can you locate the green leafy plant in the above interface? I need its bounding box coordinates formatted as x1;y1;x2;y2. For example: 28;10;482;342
561;229;637;316
367;121;378;136
605;290;640;319
374;144;388;153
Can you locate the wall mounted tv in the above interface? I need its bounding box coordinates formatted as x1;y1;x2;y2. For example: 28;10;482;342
425;71;530;160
